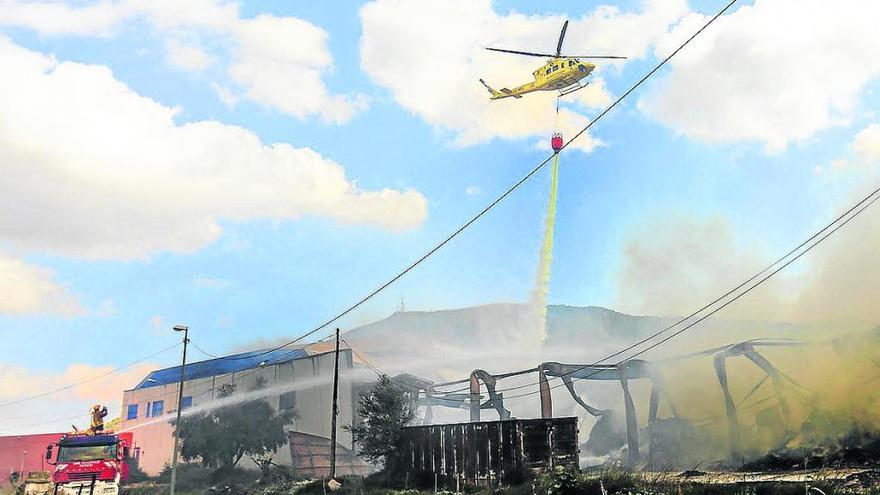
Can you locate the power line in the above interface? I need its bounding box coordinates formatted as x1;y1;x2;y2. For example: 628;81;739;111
498;187;880;401
0;0;744;427
611;192;880;363
341;339;424;394
2;335;346;434
0;412;85;434
0;385;220;435
224;0;740;362
0;342;181;409
357;0;747;397
1;338;250;432
2;331;354;433
189;341;220;359
314;107;879;407
342;340;472;408
0;344;265;434
480;188;880;400
19;168;868;436
433;184;880;397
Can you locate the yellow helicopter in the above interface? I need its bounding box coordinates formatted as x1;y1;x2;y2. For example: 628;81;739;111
480;20;625;100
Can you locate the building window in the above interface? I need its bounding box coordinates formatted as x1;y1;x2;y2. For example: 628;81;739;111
146;402;151;417
279;391;296;412
126;404;138;420
151;400;164;417
180;396;193;411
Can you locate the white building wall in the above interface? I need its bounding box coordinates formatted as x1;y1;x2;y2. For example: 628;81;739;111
119;349;359;476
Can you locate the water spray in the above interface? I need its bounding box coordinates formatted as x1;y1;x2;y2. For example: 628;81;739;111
531;98;564;342
119;367;374;433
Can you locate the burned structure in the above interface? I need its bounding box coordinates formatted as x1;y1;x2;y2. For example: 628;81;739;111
709;340;803;458
409;338;805;467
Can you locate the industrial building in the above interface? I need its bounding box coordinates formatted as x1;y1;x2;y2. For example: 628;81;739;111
0;433;63;485
119;346;371;476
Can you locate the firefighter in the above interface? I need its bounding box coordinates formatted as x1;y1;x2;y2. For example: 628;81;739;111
89;404;108;434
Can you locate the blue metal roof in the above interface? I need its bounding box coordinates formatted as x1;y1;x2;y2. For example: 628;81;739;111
132;347;308;390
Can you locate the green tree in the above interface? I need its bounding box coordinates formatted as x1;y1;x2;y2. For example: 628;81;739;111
176;378;297;472
347;375;416;469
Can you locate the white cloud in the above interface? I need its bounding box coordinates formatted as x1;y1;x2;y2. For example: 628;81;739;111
639;0;880;153
0;0;364;122
0;254;84;316
465;185;481;196
0;0;240;36
818;123;880;171
359;0;687;150
165;39;213;71
211;82;238;107
0;361;157;434
0;0;133;36
0;37;426;260
136;0;240;31
851;124;880;163
228;14;367;123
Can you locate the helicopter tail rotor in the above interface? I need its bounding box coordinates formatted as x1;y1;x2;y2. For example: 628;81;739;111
479;78;500;96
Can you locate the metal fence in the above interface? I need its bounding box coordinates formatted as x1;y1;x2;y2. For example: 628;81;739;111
395;417;578;485
288;431;371;478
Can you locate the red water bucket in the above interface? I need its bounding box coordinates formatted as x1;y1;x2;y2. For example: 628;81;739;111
551;133;564;152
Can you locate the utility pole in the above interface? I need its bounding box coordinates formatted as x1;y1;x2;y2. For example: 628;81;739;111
169;325;189;495
329;328;341;480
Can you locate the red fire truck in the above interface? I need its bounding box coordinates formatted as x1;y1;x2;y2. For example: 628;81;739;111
45;432;133;495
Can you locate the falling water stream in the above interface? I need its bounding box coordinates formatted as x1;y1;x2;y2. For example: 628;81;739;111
531;152;560;342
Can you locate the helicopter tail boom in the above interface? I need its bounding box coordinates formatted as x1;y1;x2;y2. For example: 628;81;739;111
480;79;520;99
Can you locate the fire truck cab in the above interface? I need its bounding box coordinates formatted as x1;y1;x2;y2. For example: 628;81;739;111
45;432;132;495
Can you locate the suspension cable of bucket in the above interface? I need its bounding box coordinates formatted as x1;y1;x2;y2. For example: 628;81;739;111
551;97;564;154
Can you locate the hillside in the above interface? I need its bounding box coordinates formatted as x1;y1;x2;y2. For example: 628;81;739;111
339;303;854;382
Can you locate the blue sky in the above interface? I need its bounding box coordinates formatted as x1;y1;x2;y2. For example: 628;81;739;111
1;0;880;432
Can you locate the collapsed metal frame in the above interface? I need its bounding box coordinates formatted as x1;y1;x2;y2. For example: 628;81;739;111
709;340;804;458
413;338;804;464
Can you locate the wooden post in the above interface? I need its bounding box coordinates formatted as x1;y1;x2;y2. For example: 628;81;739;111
469;374;480;422
539;368;552;418
330;328;341;479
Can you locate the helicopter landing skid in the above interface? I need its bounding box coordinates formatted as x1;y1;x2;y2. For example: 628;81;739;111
558;80;589;97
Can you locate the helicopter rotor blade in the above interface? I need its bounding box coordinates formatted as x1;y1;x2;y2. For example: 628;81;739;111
564;55;628;60
485;47;556;58
556;20;569;56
